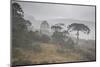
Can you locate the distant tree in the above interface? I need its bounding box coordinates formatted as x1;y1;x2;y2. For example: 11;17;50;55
51;23;66;44
40;21;50;35
26;20;31;26
67;23;90;45
62;30;69;38
51;25;62;32
55;23;65;27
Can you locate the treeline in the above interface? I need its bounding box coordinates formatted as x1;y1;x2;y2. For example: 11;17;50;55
12;2;91;49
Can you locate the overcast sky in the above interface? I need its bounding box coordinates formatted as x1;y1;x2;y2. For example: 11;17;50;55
16;1;95;22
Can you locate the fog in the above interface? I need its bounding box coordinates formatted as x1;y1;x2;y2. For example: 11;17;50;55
15;1;95;40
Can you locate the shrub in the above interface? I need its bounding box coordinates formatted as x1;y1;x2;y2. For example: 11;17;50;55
56;48;66;54
31;43;42;53
64;38;75;49
40;34;50;43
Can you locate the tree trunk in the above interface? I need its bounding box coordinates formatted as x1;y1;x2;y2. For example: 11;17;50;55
76;31;79;45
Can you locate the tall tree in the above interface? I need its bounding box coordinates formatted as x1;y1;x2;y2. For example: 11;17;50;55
12;2;24;17
12;2;31;47
12;2;26;32
67;23;90;45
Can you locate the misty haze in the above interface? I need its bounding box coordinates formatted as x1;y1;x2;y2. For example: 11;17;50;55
12;1;96;66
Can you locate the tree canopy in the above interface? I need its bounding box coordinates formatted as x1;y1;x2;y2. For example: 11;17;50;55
67;23;90;45
67;23;90;34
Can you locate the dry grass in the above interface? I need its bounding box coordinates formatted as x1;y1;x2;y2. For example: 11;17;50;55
12;43;86;65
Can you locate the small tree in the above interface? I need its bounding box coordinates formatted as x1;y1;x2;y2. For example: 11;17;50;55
67;23;90;45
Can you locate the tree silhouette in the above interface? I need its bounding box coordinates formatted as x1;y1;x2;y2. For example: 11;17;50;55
62;30;69;37
12;2;32;47
51;23;65;32
12;2;24;17
51;23;66;44
51;25;62;32
67;23;90;45
55;23;65;27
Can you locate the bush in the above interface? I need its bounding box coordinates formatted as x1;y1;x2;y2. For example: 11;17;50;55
12;48;31;66
56;48;66;54
64;38;75;49
31;43;42;53
40;34;50;43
